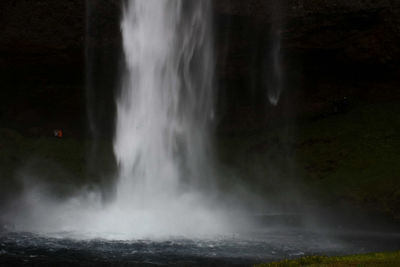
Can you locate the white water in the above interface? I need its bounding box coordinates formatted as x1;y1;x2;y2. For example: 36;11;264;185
109;0;229;237
4;0;240;239
115;0;214;207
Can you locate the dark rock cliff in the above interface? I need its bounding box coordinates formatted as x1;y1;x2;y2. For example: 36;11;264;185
0;0;399;135
215;0;400;133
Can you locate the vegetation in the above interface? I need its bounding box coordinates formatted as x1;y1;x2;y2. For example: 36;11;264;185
256;251;400;267
217;101;400;220
295;102;400;220
0;129;114;201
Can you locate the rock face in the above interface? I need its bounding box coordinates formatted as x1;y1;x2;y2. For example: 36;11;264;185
217;0;400;65
0;0;399;134
0;0;120;137
0;1;84;74
215;0;400;133
1;0;397;67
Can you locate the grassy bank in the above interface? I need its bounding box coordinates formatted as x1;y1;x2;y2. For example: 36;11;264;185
0;129;115;202
295;102;400;220
256;251;400;267
217;101;400;220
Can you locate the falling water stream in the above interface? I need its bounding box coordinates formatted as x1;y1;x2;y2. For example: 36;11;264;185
1;0;233;240
104;0;229;238
115;0;215;218
267;30;282;106
3;0;246;241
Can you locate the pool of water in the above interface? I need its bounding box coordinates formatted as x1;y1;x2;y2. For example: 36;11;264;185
1;227;400;266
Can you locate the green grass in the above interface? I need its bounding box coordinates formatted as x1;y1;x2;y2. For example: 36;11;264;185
256;251;400;266
0;129;86;179
0;128;115;199
295;103;400;219
216;101;400;219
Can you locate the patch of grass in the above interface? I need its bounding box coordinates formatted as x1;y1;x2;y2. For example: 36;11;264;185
216;101;400;219
256;251;400;267
0;128;115;200
295;103;400;219
0;128;87;180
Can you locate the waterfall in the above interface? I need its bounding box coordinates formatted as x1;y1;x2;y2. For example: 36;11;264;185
102;0;227;237
114;0;214;205
5;0;236;239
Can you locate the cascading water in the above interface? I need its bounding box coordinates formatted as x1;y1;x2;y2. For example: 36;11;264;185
106;0;226;237
4;0;233;239
114;0;215;207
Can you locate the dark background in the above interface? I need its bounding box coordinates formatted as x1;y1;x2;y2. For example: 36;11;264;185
0;0;399;220
1;0;399;136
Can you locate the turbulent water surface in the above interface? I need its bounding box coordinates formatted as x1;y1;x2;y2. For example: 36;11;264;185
1;228;400;266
